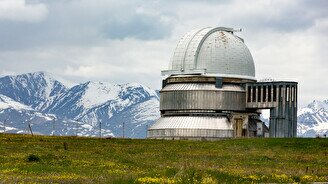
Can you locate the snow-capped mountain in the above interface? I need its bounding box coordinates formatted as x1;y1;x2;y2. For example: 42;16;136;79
0;72;68;111
0;94;33;111
0;72;159;138
297;100;328;137
1;72;326;138
260;100;328;137
0;94;96;136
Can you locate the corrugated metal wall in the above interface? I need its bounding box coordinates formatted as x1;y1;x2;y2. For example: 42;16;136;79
148;129;233;138
160;89;246;111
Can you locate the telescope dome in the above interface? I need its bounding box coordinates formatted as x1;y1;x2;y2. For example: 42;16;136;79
163;27;255;80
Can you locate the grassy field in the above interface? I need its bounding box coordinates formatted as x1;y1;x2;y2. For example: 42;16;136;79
0;134;327;183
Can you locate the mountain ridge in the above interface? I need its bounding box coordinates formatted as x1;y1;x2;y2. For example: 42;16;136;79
0;71;327;137
0;71;159;138
297;100;328;137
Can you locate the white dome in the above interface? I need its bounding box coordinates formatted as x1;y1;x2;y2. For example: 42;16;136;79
163;27;255;80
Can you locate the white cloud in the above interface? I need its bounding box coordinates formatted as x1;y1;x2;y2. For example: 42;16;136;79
0;0;48;22
0;0;327;107
60;39;173;88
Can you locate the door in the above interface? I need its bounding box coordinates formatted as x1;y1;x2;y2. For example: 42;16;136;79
234;119;243;137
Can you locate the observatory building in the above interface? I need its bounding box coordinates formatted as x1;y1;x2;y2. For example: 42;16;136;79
148;27;297;140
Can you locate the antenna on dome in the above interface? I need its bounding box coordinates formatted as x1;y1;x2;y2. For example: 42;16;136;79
216;27;242;34
233;28;242;32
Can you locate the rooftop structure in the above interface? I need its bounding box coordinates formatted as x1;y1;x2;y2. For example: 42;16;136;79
162;27;255;80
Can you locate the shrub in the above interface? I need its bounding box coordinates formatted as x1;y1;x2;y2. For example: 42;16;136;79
27;154;40;162
63;142;68;150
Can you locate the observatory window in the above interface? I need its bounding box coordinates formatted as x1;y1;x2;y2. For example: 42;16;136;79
215;77;223;88
294;85;297;102
286;85;289;101
291;86;295;101
279;85;283;101
263;86;267;102
291;86;293;101
247;86;251;102
252;86;256;102
257;86;261;102
273;85;277;102
292;86;296;102
268;86;272;102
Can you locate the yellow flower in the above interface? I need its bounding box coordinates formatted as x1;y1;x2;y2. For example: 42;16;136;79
1;168;19;174
136;176;176;184
201;175;217;184
271;173;293;183
301;175;326;182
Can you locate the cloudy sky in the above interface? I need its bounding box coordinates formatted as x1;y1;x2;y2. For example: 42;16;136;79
0;0;327;107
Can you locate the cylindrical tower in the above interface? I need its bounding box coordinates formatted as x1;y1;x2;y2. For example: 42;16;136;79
148;27;258;140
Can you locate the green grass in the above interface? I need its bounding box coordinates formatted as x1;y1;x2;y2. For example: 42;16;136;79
0;134;327;183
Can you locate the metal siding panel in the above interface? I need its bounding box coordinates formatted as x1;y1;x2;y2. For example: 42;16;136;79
150;116;232;130
162;83;245;91
160;84;246;111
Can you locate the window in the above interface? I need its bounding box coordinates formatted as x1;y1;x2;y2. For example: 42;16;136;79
263;86;267;102
252;86;256;102
279;85;283;101
286;85;289;101
247;86;251;102
273;85;277;102
257;86;261;102
268;85;272;102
